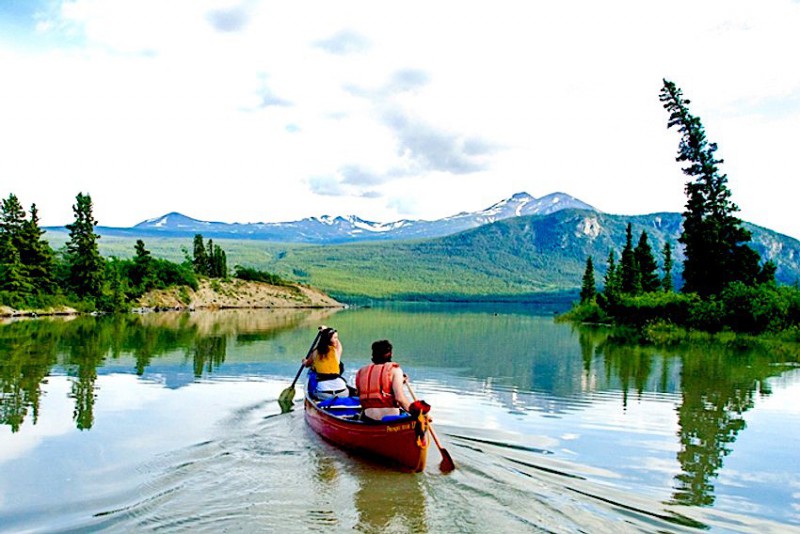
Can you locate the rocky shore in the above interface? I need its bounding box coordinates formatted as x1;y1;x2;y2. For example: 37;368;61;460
135;278;344;311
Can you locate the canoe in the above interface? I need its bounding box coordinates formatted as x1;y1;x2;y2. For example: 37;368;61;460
304;392;429;472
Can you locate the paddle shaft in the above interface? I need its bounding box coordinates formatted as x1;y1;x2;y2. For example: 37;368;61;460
292;330;323;388
405;382;455;471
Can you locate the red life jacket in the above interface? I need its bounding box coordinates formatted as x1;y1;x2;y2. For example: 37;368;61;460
355;362;400;409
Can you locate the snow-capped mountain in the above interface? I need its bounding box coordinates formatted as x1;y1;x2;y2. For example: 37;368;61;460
112;192;597;243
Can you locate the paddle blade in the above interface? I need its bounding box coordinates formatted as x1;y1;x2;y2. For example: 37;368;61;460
278;386;295;413
439;448;456;472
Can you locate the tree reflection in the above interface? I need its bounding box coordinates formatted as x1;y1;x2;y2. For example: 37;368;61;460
0;310;329;432
65;317;110;430
130;322;196;375
594;331;794;507
0;320;60;432
599;343;654;409
191;335;227;377
670;348;765;507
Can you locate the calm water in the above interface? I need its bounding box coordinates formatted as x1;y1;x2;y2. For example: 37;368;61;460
1;305;799;533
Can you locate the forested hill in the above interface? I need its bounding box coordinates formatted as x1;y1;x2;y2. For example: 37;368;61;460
256;209;800;301
41;209;800;303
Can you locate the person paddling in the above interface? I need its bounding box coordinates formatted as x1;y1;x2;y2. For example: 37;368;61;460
303;326;349;399
355;339;412;421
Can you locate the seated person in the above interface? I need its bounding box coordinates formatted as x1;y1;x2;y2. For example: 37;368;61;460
355;339;411;421
303;326;349;400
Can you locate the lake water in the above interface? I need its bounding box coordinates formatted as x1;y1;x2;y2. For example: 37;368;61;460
1;305;799;533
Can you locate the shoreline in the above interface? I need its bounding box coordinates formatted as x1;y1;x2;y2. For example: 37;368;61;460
0;278;346;319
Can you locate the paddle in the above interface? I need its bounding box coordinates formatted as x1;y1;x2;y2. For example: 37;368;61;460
406;381;456;472
278;330;322;412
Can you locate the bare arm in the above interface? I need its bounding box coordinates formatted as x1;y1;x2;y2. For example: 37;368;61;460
333;337;343;362
391;368;411;411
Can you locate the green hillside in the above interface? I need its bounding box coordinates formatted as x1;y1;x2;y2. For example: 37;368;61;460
260;210;684;300
42;209;800;303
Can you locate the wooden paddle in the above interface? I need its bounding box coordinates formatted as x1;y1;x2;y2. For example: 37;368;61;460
278;330;322;412
406;382;456;472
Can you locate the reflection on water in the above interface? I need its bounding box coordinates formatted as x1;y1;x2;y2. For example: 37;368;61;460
0;309;338;432
578;326;797;509
353;467;427;533
1;305;800;532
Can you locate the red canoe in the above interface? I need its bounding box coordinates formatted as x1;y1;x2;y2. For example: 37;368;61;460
304;393;429;472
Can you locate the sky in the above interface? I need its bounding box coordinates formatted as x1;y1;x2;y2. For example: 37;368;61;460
1;1;799;239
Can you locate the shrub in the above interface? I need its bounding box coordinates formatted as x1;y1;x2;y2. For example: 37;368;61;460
686;296;726;332
602;291;697;328
558;300;610;324
717;282;791;334
150;259;198;291
234;265;288;286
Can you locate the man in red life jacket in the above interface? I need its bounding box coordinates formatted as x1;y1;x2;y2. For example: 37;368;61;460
355;339;412;421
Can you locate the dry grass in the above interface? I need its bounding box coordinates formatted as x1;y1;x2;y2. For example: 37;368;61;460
136;278;344;310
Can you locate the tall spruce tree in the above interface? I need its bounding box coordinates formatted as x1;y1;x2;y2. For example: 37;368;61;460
1;194;26;236
206;238;214;275
660;79;767;296
619;223;640;295
0;194;25;265
580;256;596;303
0;233;30;294
107;259;129;313
603;250;621;301
662;242;674;292
212;245;227;278
65;193;105;299
131;239;153;290
635;231;660;293
20;204;55;293
192;234;207;275
0;194;32;295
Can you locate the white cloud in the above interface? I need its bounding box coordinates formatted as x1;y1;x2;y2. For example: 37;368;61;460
1;0;799;238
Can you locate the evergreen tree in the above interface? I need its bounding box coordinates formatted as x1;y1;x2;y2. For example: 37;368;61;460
0;194;34;295
191;234;227;278
206;238;215;276
662;242;674;292
65;193;105;300
107;259;130;313
619;223;640;295
212;245;227;278
0;217;15;267
603;250;621;301
131;239;153;290
635;231;660;293
0;194;27;240
192;234;207;275
0;194;25;267
0;233;31;294
580;256;596;303
19;204;55;293
660;79;766;296
756;260;777;286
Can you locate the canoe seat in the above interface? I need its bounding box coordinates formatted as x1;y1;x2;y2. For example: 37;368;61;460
380;414;412;422
318;396;362;417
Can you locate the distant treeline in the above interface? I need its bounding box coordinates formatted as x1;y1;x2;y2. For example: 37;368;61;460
565;80;800;338
0;192;287;312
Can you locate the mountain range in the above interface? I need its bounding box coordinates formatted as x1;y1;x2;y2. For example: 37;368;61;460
42;191;800;302
252;209;800;301
84;192;596;243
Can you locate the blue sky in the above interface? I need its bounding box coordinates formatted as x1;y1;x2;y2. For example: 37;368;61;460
1;0;799;239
